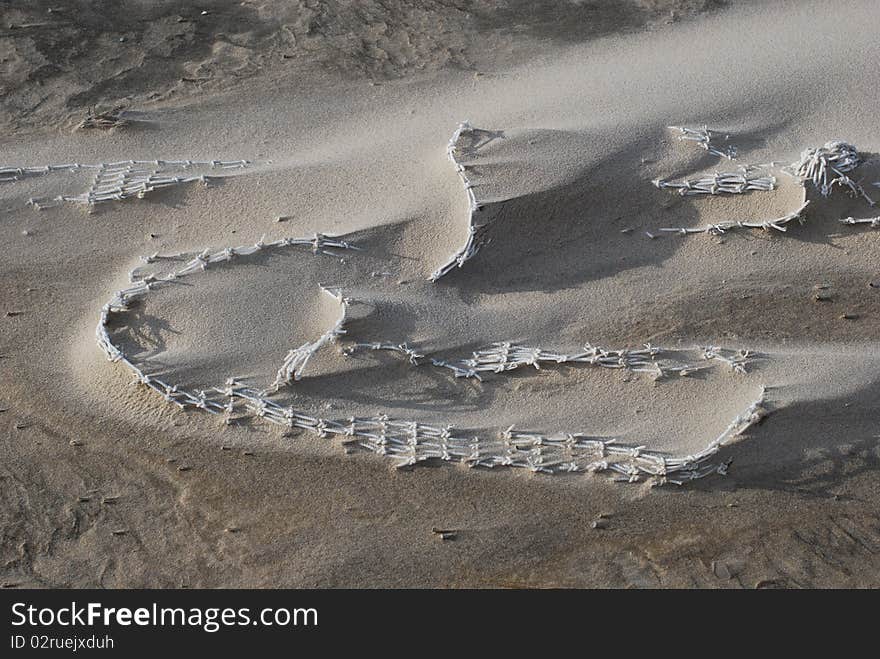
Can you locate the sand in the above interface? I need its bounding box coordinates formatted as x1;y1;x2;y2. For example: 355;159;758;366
1;1;879;588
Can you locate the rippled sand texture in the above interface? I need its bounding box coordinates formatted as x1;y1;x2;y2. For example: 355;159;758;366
1;1;879;587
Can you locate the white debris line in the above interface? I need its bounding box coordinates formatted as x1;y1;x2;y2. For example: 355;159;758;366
430;121;502;282
839;215;880;229
346;341;755;381
659;197;810;236
670;125;737;160
345;342;425;365
197;380;768;485
702;346;753;374
785;140;875;206
653;169;776;196
0;162;105;183
0;158;251;210
652;136;877;238
268;286;349;393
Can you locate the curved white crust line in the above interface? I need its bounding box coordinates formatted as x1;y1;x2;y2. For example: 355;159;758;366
96;234;768;486
429;121;498;282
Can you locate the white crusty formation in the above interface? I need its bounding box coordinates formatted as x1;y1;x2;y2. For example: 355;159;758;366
96;232;768;486
348;341;754;381
430;121;502;282
653;169;776;196
220;382;767;485
787;140;874;205
651;135;880;238
659;198;810;236
670;125;737;160
269;287;349;393
0;159;250;210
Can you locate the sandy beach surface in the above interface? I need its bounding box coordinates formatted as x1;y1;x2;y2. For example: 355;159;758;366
2;1;879;588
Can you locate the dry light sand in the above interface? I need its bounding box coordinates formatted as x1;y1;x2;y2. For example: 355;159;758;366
1;1;879;587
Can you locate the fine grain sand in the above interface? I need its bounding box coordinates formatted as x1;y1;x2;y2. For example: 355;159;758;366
1;1;879;588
